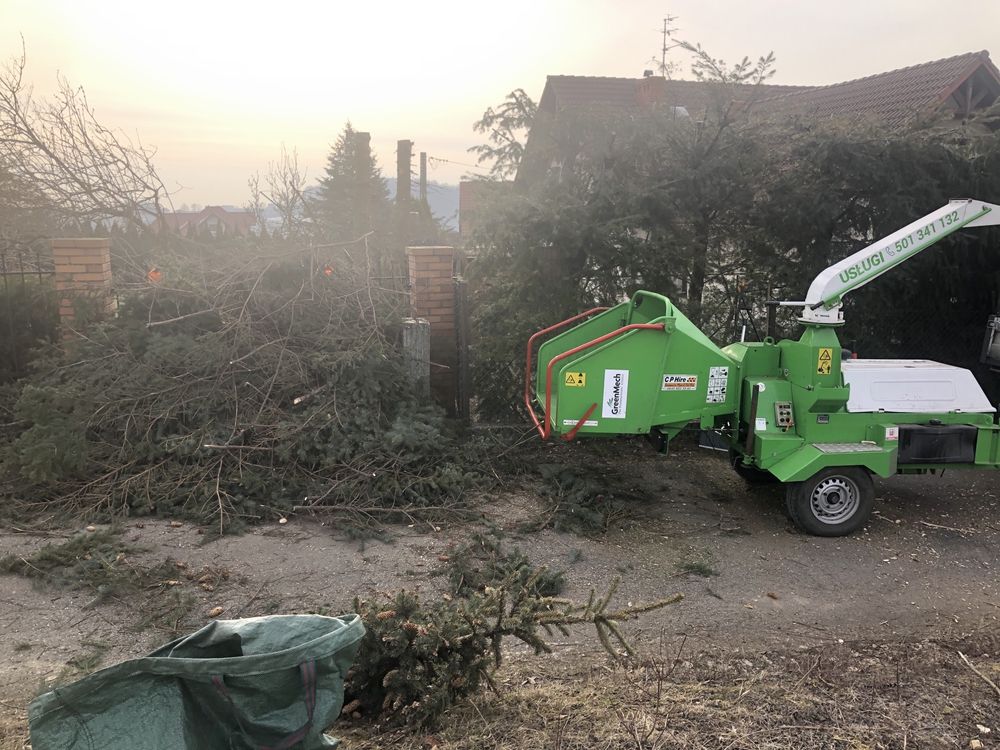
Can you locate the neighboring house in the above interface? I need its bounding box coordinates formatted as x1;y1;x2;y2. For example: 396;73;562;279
458;180;487;240
151;206;258;236
766;49;1000;127
517;50;1000;185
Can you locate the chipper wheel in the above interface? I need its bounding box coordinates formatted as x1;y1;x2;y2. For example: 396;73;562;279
784;467;874;537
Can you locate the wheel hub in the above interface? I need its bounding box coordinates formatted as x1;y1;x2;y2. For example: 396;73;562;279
810;475;859;524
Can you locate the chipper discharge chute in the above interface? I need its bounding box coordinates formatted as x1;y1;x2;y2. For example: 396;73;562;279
525;199;1000;537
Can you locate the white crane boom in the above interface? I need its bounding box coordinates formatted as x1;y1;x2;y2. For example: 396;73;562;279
798;199;1000;325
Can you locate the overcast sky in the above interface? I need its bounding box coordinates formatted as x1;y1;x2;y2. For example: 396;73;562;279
3;0;1000;206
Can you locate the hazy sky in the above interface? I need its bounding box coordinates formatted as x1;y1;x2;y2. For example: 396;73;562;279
3;0;1000;206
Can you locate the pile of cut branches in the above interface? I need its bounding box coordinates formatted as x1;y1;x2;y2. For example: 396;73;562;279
0;235;486;530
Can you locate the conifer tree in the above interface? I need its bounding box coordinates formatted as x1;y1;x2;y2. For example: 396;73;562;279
315;122;391;241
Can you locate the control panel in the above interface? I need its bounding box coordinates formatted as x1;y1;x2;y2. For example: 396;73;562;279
774;401;794;428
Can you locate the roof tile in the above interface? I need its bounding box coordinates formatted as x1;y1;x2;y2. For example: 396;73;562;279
762;50;1000;126
538;51;1000;127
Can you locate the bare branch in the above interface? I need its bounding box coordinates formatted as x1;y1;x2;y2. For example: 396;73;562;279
0;44;170;229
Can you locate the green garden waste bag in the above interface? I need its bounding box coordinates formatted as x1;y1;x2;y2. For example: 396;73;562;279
28;613;364;750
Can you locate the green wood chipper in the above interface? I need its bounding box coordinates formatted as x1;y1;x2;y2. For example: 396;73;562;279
525;199;1000;536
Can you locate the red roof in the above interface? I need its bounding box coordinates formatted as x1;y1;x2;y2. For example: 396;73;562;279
537;51;1000;126
540;76;641;110
539;75;805;119
155;211;201;232
763;50;1000;127
519;51;1000;183
153;206;257;235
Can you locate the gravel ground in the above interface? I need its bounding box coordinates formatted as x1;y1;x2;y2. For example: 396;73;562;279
2;440;998;747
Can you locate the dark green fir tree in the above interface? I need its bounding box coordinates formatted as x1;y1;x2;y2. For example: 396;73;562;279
314;122;392;242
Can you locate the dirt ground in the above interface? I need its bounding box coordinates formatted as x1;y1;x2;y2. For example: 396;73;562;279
2;440;999;748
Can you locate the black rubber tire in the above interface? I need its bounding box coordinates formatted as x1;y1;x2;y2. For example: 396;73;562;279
729;449;779;485
785;466;874;537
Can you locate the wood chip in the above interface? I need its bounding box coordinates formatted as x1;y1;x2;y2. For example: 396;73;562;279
208;606;224;618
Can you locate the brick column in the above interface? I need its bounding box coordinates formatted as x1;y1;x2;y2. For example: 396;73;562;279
406;246;456;412
52;238;114;329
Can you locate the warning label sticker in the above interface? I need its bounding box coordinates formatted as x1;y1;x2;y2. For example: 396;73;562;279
562;419;598;427
564;372;586;388
817;347;833;375
662;374;697;391
885;426;899;442
707;366;729;403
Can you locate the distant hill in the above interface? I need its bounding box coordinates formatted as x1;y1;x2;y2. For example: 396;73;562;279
255;181;458;231
386;178;459;230
254;177;458;232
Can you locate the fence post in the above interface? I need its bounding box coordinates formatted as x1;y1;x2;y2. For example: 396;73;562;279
406;245;456;414
402;318;431;397
454;254;471;421
52;238;114;331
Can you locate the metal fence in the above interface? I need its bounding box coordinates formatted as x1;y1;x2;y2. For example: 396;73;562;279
0;238;57;382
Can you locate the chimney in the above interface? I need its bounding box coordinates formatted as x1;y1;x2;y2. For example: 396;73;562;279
419;151;428;205
396;140;413;206
636;76;666;107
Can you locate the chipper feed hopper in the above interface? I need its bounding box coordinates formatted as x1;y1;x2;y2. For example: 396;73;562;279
526;199;1000;536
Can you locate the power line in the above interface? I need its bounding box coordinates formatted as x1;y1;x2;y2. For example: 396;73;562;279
427;156;488;172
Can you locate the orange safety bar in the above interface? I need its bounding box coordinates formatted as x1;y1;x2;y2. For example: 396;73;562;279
524;310;665;440
524;308;607;436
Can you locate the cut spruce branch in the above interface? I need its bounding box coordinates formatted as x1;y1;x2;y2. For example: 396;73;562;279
346;573;682;728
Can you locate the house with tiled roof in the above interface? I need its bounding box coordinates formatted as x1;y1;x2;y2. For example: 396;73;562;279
150;205;258;237
517;51;1000;184
765;50;1000;127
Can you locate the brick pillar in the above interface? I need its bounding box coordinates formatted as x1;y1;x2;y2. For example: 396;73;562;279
406;246;456;412
52;238;114;329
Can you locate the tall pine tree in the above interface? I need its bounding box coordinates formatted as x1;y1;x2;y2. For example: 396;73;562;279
315;122;391;241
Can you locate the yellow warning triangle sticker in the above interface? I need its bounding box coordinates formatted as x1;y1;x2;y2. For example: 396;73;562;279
819;349;832;361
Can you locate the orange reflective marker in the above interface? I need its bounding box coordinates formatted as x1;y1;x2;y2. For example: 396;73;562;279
147;267;163;283
323;265;334;277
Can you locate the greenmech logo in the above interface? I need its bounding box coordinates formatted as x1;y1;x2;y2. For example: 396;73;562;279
608;374;623;413
838;250;885;284
601;369;629;419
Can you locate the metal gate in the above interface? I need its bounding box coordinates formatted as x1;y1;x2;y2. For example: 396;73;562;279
0;238;57;381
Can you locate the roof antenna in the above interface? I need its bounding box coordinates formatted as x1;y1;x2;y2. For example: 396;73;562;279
650;14;681;79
